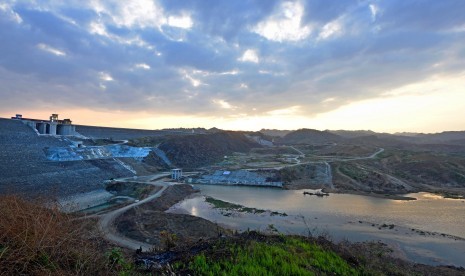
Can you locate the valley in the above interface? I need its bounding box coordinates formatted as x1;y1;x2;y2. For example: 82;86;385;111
1;117;465;272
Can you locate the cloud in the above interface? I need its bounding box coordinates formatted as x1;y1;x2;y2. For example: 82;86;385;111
134;63;151;70
167;14;193;29
0;2;23;23
213;99;236;110
99;72;113;81
369;4;378;22
239;49;259;63
0;0;464;130
37;43;66;56
317;19;342;40
96;0;166;29
375;0;465;31
267;105;300;116
253;1;311;42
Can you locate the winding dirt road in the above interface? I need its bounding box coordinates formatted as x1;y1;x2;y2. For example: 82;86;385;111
97;172;198;251
98;173;169;251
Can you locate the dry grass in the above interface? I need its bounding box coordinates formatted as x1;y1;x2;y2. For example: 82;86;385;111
0;195;111;275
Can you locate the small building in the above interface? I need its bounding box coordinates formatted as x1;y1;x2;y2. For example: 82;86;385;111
11;113;76;136
171;168;183;180
195;169;283;187
50;114;59;122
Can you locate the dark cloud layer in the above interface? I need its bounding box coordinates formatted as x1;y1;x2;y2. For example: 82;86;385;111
0;0;464;118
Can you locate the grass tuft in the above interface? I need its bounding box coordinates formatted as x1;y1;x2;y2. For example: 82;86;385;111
186;236;358;275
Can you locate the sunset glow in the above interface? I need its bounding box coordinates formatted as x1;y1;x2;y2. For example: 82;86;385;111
1;1;464;132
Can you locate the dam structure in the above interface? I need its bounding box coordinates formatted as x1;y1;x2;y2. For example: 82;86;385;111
12;113;76;136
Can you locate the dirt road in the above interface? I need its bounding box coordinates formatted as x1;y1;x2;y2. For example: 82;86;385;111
98;173;170;251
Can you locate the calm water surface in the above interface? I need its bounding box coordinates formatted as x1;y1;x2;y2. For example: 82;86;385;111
191;185;465;237
169;185;465;266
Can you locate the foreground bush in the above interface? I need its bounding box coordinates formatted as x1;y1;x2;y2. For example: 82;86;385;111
0;195;110;275
172;235;358;275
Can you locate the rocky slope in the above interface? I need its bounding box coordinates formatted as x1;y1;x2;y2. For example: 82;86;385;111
133;131;261;168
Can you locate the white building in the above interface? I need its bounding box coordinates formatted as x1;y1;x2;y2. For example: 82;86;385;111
171;168;182;180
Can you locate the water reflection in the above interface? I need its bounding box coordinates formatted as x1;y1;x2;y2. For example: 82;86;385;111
168;185;465;266
191;206;198;216
190;185;465;238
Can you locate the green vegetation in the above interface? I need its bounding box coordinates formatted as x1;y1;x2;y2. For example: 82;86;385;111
106;248;134;275
206;197;287;216
183;236;357;275
339;164;368;181
106;181;157;199
160;230;179;250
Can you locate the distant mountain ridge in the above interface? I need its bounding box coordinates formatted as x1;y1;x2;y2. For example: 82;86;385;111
278;128;343;145
260;129;292;137
261;128;465;147
328;130;377;138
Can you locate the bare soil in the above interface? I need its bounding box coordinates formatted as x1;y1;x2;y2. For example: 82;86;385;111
115;184;225;248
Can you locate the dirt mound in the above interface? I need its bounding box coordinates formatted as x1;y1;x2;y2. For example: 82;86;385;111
115;184;223;248
117;211;221;246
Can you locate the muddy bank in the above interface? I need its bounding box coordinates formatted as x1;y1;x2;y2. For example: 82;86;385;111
115;184;224;248
283;184;417;200
283;181;329;190
331;189;417;200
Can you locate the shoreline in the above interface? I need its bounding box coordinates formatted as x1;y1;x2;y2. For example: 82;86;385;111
328;189;417;200
165;186;465;267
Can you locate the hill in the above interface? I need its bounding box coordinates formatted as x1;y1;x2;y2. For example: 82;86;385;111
279;128;343;145
329;130;378;138
259;129;292;137
131;131;261;168
411;131;465;144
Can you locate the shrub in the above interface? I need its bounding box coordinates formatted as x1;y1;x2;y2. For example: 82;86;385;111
0;195;109;275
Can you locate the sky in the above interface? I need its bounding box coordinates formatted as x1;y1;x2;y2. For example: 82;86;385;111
0;0;464;133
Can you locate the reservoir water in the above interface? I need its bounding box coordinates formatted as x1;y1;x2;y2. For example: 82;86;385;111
168;185;465;266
